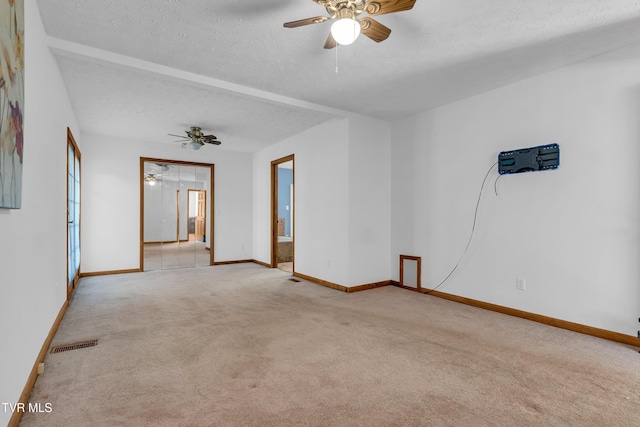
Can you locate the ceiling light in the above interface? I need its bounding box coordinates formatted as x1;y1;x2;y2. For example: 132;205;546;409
145;175;157;186
189;141;202;150
331;18;360;45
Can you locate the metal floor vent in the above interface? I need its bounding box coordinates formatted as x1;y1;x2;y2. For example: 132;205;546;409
289;278;301;283
50;339;98;354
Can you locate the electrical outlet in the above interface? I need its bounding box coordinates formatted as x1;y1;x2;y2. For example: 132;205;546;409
516;278;526;291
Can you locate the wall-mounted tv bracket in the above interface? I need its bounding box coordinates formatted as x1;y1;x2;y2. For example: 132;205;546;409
498;143;560;175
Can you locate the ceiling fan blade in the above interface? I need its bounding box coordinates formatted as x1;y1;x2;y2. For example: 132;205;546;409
202;135;218;141
324;33;338;49
284;16;329;28
203;140;222;146
365;0;416;16
168;133;187;138
360;18;391;43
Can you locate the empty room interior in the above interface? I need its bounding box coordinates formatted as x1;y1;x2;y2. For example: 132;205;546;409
3;0;640;425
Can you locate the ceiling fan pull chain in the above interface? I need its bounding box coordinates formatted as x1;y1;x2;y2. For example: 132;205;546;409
335;44;339;74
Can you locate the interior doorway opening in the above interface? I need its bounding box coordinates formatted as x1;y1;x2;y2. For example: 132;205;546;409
271;155;294;272
188;189;206;243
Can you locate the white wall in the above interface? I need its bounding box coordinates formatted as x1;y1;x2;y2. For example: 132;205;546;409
81;133;253;272
391;41;640;336
144;179;179;242
253;118;351;285
347;115;392;286
144;178;206;243
253;116;393;288
0;1;80;425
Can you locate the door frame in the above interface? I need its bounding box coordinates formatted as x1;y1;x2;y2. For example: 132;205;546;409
140;157;214;271
270;154;294;269
66;128;81;299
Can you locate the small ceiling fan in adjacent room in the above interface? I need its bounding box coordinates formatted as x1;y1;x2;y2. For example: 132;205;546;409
144;173;162;186
169;126;222;150
284;0;416;48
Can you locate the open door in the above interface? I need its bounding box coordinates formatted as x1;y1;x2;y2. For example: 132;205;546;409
271;155;294;272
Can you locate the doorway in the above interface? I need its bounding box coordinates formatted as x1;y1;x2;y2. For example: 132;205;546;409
271;155;294;272
188;189;206;243
140;158;214;271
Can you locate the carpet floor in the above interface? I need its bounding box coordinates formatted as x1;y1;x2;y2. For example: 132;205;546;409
21;263;640;426
143;240;210;271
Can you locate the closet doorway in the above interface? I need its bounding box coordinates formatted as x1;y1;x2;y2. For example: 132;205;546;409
140;158;214;271
271;155;294;272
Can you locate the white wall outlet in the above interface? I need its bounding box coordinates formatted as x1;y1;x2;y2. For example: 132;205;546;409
516;278;526;291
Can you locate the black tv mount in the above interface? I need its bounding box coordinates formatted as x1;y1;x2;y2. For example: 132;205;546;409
498;143;560;175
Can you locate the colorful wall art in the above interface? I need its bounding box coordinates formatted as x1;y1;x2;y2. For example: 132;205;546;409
0;0;24;209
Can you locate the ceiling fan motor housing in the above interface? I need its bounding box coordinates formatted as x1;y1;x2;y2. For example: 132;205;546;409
321;0;367;17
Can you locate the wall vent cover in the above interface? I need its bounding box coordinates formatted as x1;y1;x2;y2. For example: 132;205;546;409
50;339;98;354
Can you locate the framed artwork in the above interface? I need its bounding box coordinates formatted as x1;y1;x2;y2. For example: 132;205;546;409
0;0;24;209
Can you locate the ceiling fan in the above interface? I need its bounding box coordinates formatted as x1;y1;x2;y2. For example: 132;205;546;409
284;0;416;48
168;126;222;150
152;163;170;172
144;173;162;186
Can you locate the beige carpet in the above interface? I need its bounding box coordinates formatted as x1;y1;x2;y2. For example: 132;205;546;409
21;264;640;426
143;240;210;271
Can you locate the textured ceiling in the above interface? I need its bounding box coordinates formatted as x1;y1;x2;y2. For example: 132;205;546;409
36;0;640;152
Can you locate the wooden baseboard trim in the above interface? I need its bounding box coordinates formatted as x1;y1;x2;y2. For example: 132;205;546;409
347;280;392;293
9;299;69;427
390;282;640;347
293;272;348;292
391;281;421;293
289;273;391;294
213;259;253;266
252;259;271;268
80;268;140;278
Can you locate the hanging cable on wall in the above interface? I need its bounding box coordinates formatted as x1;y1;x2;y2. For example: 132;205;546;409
425;161;498;294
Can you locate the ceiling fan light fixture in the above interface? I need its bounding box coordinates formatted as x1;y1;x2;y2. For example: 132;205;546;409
331;18;360;45
189;141;202;150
